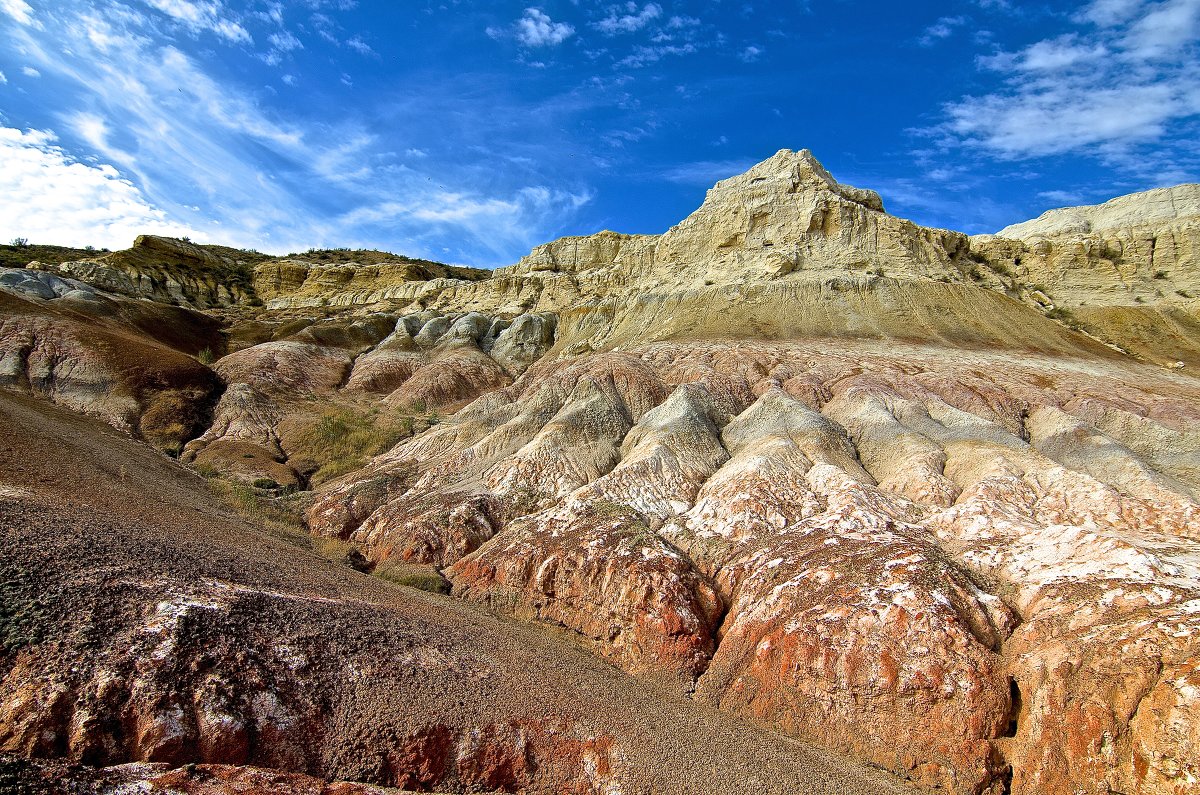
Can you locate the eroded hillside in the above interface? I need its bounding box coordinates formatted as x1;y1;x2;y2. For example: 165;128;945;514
2;150;1199;795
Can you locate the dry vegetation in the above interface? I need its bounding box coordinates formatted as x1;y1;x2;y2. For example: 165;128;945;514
0;242;104;269
283;406;416;487
372;560;451;594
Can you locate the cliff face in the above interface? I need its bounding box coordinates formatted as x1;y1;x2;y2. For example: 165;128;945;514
27;236;490;310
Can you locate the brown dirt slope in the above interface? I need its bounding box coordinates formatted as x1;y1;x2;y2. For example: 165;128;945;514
0;391;919;795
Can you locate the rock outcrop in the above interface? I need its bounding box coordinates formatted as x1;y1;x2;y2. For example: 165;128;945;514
184;310;557;486
28;235;260;308
0;276;222;452
970;183;1200;366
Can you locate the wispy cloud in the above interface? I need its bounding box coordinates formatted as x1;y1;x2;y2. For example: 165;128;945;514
920;15;968;46
935;0;1200;179
0;0;35;26
739;44;763;62
596;3;662;35
1037;189;1084;204
660;158;758;185
346;35;374;55
0;1;595;260
144;0;251;43
261;29;301;64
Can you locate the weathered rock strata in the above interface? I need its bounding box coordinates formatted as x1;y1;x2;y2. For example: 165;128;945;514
313;338;1200;794
4;150;1200;795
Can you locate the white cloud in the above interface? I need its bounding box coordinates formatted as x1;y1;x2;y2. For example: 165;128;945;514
0;0;34;26
337;184;591;259
617;42;696;67
1081;0;1145;26
268;30;302;52
3;1;596;262
346;35;374;55
596;3;662;35
21;66;40;77
937;0;1200;170
920;15;968;46
0;126;200;249
514;8;575;47
1123;0;1200;59
739;44;763;62
145;0;251;43
989;35;1108;72
0;70;6;84
1037;189;1084;204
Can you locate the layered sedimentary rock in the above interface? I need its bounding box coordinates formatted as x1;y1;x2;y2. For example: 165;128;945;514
253;256;489;308
28;235;490;310
505;149;968;288
184;310;557;486
5;150;1200;795
311;337;1200;795
0;271;222;451
27;235;260;308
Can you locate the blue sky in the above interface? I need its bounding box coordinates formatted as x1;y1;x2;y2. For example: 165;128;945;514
1;0;1198;266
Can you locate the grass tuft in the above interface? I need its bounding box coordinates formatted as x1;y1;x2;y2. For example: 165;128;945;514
373;561;450;594
285;407;414;486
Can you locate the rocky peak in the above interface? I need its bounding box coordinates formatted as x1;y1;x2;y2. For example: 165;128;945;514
507;149;963;288
28;234;255;308
710;148;885;213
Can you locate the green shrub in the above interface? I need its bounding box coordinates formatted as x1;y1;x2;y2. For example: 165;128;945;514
252;478;279;490
1045;306;1084;330
589;499;636;518
373;560;450;594
197;347;215;365
208;478;309;544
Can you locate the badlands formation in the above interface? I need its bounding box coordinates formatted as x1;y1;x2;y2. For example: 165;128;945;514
2;149;1199;794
